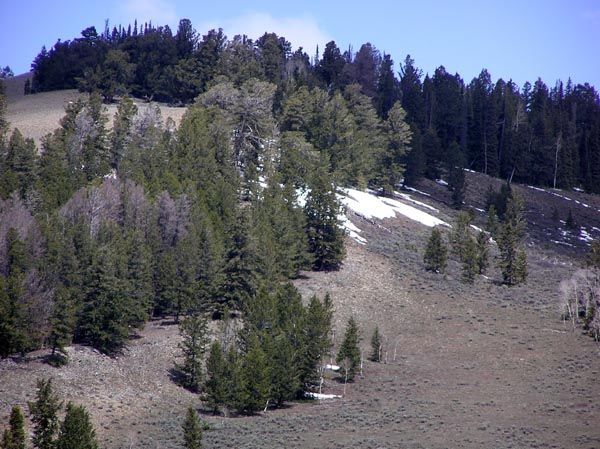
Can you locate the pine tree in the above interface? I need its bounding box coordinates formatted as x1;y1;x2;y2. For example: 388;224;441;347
336;317;361;382
298;293;333;390
587;240;600;268
6;405;26;449
204;341;228;414
55;403;98;449
498;194;528;286
48;287;76;366
176;314;209;392
476;231;489;275
237;333;270;414
369;326;382;362
424;227;447;273
267;334;299;406
182;406;203;449
486;205;499;237
461;235;478;284
29;379;61;449
305;166;346;271
450;212;473;261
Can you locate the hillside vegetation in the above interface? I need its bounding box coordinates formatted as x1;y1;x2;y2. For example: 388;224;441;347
1;17;600;449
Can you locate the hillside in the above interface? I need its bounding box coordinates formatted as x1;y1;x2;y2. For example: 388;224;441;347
3;73;187;147
2;164;599;448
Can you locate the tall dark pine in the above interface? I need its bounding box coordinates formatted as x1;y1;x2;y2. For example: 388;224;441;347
304;167;346;271
375;54;398;119
336;316;361;382
29;379;62;449
55;403;98;449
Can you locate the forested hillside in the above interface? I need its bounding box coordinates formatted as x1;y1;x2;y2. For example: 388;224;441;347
26;18;600;192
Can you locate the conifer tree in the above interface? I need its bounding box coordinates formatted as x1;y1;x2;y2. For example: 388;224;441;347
176;314;209;392
486;205;499;237
450;212;473;261
476;231;489;275
6;405;26;449
267;334;300;406
461;235;478;284
369;326;382;362
182;406;203;449
304;166;345;271
237;333;270;414
204;341;228;414
336;316;361;382
298;293;333;390
55;403;98;449
424;227;447;273
498;194;528;285
29;379;61;449
48;287;76;365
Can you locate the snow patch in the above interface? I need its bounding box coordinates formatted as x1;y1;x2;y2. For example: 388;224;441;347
393;191;438;212
305;392;341;400
436;179;448;186
403;186;431;197
470;225;484;233
464;168;477;173
324;364;340;371
339;188;449;228
573;187;584;192
579;228;594;242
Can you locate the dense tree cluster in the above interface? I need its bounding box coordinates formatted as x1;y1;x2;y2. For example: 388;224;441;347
28;19;600;193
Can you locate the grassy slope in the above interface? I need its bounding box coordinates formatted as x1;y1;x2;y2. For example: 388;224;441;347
3;74;187;148
1;88;600;448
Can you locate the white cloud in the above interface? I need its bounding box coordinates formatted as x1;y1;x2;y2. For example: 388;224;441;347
198;12;331;54
117;0;178;28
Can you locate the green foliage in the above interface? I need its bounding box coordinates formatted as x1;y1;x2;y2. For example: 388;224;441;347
4;406;26;449
587;241;600;268
304;166;346;271
476;231;489;275
204;341;228;414
461;235;478;284
498;193;528;286
565;209;577;230
48;287;76;365
176;314;210;392
450;212;473;261
182;406;203;449
29;379;62;449
237;333;270;414
336;316;361;382
424;227;447;273
56;403;98;449
369;326;382;362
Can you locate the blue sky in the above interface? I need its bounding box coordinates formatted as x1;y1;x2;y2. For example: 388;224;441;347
1;0;599;88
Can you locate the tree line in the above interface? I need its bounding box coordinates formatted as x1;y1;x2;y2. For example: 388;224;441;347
27;18;600;193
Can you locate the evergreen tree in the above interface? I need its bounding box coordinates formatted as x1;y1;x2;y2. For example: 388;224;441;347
304;166;345;271
176;314;209;392
204;341;228;414
587;240;600;268
369;326;382;362
267;334;300;406
450;212;473;261
336;316;361;382
424;227;447;273
182;406;203;449
6;406;26;449
476;231;489;275
299;293;333;391
237;333;270;414
498;194;528;285
486;205;499;237
218;207;258;314
55;403;98;449
377;102;412;194
461;235;478;284
48;287;76;365
29;379;62;449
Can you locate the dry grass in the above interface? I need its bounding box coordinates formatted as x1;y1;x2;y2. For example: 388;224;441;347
3;74;187;148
